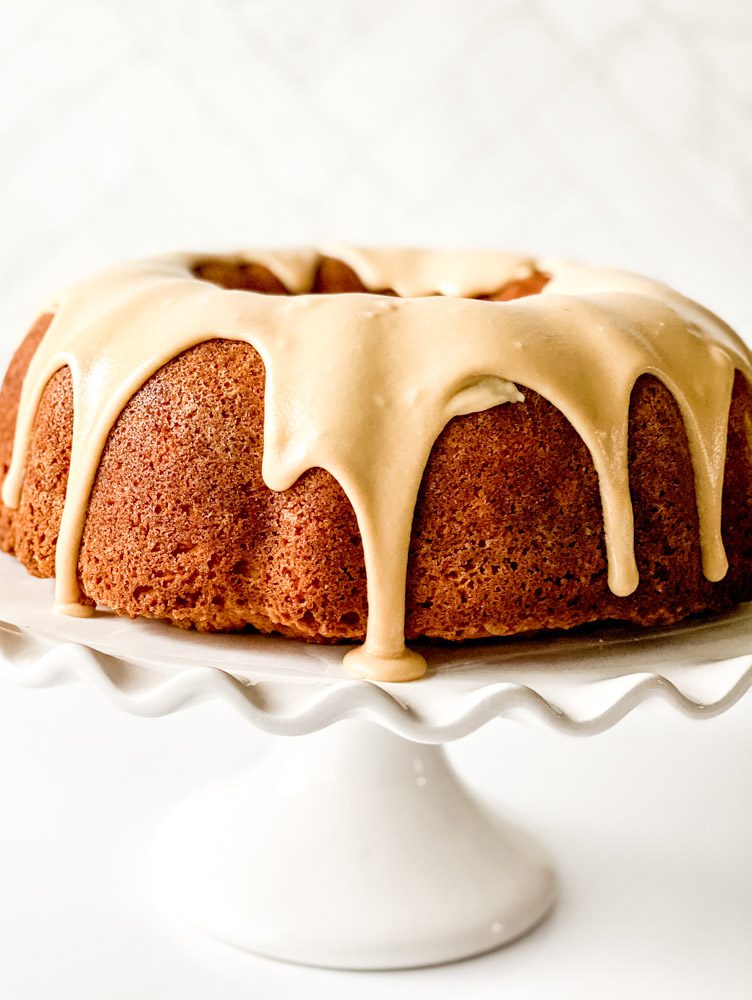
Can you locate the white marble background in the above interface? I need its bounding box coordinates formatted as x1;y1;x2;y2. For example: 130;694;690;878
0;0;751;352
0;2;751;999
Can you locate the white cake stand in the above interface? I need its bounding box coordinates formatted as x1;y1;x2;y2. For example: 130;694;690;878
1;554;751;970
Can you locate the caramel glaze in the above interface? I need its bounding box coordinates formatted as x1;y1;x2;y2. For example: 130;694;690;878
2;247;750;681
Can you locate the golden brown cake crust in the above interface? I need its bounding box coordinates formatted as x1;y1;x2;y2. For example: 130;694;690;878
1;317;751;642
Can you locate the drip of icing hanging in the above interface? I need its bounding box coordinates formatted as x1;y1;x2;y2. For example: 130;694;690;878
2;248;750;682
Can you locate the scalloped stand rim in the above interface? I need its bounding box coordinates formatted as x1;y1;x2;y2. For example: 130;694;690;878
1;558;751;967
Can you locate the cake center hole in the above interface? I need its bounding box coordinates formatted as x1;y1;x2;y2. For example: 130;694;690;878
192;256;550;301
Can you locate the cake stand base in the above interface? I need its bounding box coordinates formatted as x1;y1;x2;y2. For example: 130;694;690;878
148;720;556;969
5;559;749;970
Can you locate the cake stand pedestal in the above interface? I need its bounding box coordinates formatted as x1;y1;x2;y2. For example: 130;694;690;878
1;555;751;969
150;721;555;968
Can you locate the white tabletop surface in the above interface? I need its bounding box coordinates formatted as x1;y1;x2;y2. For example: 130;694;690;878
1;0;751;996
0;682;750;1000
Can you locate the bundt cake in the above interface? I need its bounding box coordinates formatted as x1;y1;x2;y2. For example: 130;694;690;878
0;247;750;682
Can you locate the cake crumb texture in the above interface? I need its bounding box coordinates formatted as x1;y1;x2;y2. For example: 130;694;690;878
1;312;750;643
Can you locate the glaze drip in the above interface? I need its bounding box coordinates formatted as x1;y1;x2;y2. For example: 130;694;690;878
2;247;750;682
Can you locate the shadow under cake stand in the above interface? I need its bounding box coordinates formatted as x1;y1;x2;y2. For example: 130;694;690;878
1;554;751;970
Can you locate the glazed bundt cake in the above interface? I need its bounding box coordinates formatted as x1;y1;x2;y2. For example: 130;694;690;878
0;247;750;681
